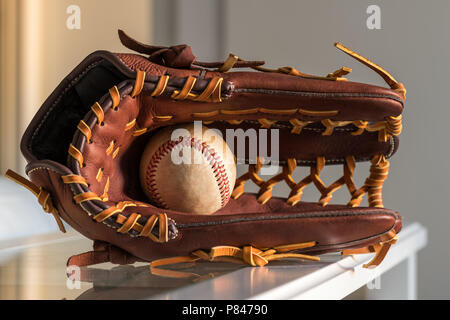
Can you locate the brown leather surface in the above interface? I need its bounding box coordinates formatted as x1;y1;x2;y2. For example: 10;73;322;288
65;83;398;207
209;121;397;165
26;160;401;262
18;36;405;265
20;49;403;164
115;52;403;121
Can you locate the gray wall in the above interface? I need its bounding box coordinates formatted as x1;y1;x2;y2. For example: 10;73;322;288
154;0;450;298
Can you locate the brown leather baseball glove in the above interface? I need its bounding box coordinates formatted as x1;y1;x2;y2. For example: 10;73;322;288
6;30;405;270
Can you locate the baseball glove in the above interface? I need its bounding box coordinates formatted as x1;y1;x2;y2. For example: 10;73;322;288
6;30;405;270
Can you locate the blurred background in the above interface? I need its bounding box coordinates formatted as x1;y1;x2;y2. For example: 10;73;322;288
0;0;448;299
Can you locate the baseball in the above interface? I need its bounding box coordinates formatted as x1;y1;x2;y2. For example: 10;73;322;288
140;123;236;215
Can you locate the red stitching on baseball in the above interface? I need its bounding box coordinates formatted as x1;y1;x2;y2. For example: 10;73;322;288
145;136;231;209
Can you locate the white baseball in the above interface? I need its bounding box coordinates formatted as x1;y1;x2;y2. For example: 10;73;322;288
140;123;236;215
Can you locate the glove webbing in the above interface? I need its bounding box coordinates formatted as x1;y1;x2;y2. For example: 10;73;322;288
232;154;390;208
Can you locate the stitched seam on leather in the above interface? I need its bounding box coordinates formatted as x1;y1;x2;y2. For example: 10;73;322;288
241;120;356;132
27;166;146;237
35;66;395;237
115;54;234;97
27;166;94;232
235;89;404;104
233;135;395;166
386;135;396;159
309;223;397;251
63;83;178;240
145;136;231;209
37;167;100;239
177;210;396;228
27;167;98;219
145;141;175;209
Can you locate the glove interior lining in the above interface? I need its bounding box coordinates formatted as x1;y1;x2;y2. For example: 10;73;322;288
30;59;127;164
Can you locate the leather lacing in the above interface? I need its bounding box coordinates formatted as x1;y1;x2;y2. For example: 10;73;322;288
70;70;393;215
62;173;170;242
5;169;66;233
232;154;390;208
117;39;405;141
150;241;320;269
5;39;405;268
5;166;398;269
342;229;398;269
6;72;176;243
4;169;170;242
137;111;402;143
65;69;224;241
118;30;407;101
149;228;398;273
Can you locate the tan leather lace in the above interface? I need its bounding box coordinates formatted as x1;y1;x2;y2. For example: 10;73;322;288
69;69;222;202
335;42;406;100
150;241;319;269
136;110;402;142
232;154;389;208
342;229;398;269
4;169;170;242
171;75;223;103
63;174;170;242
4;40;403;270
150;229;398;272
5;169;66;233
216;43;405;98
119;30;406;100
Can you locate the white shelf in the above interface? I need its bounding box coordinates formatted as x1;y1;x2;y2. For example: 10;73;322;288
152;222;427;300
